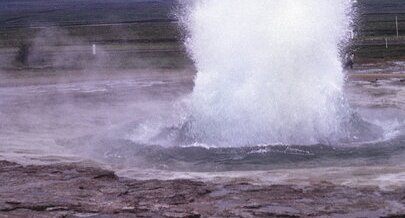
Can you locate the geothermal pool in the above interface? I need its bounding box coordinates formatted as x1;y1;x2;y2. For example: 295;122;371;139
0;0;404;190
0;68;404;176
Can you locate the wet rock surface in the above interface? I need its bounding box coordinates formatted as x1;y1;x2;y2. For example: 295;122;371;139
0;160;404;218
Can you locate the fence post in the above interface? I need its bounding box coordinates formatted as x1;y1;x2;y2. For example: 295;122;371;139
92;44;97;55
396;16;399;38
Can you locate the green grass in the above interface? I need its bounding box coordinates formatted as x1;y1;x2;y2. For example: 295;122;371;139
0;1;187;70
0;0;405;68
0;0;176;28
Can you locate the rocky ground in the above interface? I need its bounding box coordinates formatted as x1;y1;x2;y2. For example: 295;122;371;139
0;66;404;217
0;160;404;218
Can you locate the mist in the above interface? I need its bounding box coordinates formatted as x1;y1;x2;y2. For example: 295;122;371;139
179;0;354;146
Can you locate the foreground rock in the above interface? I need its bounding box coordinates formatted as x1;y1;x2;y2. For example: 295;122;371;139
0;160;404;218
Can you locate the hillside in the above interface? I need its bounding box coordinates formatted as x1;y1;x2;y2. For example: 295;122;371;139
0;0;405;66
0;0;176;28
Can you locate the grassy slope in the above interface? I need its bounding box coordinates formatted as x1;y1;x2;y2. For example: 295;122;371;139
351;0;405;60
0;0;189;70
0;0;176;27
358;0;405;36
0;0;179;46
0;0;405;68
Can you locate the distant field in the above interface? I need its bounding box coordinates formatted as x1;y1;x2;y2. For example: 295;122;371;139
0;0;176;28
349;0;405;60
0;0;405;69
0;0;180;46
1;0;403;37
0;0;188;70
358;0;405;36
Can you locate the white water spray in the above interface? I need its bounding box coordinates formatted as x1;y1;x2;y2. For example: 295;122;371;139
182;0;354;146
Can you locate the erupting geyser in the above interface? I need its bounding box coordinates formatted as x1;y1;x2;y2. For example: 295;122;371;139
182;0;355;146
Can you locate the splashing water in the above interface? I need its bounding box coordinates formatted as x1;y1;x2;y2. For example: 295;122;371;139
180;0;355;146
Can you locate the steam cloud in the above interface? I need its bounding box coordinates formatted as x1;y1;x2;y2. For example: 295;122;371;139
182;0;354;146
